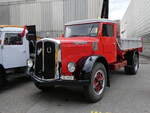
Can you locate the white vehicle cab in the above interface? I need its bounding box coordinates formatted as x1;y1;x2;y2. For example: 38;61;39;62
0;25;29;86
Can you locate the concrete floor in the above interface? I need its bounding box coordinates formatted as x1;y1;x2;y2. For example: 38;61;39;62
0;56;150;113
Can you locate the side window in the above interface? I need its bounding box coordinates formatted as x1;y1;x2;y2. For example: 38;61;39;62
4;33;23;45
102;24;114;37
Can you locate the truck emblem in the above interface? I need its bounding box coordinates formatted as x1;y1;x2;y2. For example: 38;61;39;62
37;48;42;55
47;47;52;53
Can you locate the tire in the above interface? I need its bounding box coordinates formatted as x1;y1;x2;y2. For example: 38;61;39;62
84;63;107;103
125;53;139;75
34;83;54;92
0;69;6;87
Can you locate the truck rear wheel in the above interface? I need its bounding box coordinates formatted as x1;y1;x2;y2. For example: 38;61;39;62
84;63;107;103
125;53;139;75
34;83;54;92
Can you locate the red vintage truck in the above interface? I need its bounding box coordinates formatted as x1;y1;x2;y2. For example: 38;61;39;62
27;19;143;103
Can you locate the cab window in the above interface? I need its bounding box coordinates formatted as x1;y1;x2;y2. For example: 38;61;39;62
65;23;99;38
102;24;114;37
4;33;23;45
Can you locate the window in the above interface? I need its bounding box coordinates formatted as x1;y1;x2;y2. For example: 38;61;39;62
4;33;23;45
102;24;114;37
65;23;99;38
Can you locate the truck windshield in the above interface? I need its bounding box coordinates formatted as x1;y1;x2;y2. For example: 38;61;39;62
65;23;99;38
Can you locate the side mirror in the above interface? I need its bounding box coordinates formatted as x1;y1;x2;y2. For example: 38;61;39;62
98;31;102;37
61;34;64;37
26;34;35;41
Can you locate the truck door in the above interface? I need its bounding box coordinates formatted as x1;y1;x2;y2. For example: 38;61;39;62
100;23;117;63
2;32;28;69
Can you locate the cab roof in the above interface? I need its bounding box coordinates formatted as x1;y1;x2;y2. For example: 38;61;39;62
0;25;24;28
65;19;117;26
0;25;24;32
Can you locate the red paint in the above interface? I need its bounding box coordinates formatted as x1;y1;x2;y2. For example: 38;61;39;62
99;22;117;63
20;26;27;38
55;22;142;76
60;37;97;75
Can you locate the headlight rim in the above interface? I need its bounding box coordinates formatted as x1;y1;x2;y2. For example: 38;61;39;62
27;59;34;68
68;62;76;73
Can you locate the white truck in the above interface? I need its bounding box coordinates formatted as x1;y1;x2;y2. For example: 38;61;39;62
0;25;30;86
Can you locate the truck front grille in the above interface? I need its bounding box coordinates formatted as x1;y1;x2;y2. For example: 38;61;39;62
35;41;56;79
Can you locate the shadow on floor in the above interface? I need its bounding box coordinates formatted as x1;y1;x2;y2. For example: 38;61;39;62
0;76;31;92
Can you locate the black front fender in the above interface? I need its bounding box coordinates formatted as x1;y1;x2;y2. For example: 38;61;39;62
74;55;110;86
82;56;99;73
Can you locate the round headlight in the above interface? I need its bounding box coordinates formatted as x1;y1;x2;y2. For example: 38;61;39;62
68;62;76;73
27;59;33;68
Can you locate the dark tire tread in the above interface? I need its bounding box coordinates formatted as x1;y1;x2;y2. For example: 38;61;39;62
84;63;107;103
0;68;6;87
125;52;139;75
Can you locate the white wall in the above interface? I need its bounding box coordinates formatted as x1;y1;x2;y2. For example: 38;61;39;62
0;0;103;37
121;0;150;57
121;0;150;38
0;0;23;2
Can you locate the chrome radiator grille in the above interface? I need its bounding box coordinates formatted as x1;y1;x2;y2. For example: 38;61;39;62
35;41;56;79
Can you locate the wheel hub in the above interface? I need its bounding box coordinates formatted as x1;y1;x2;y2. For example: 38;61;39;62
93;70;105;95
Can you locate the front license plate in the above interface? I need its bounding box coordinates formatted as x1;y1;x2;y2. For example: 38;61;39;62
61;76;74;80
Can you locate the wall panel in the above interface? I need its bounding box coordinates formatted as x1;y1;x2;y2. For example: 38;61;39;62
121;0;150;57
0;0;103;37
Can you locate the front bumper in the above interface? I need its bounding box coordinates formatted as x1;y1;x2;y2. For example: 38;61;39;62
31;74;90;87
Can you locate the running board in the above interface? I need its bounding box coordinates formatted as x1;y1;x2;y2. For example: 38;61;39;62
110;60;127;71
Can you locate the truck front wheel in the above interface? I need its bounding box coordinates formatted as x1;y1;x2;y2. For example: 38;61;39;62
125;53;139;75
84;63;107;103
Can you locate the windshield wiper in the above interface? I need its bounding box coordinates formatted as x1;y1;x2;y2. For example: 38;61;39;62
70;35;80;37
88;25;94;36
70;35;88;37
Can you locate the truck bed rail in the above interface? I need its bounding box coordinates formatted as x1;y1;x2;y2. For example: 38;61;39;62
117;38;142;50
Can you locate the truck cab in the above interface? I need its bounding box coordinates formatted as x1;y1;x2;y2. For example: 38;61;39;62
28;19;142;103
64;19;117;63
0;25;29;86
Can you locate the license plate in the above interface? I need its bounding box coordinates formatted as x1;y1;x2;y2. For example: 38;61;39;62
61;76;74;80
